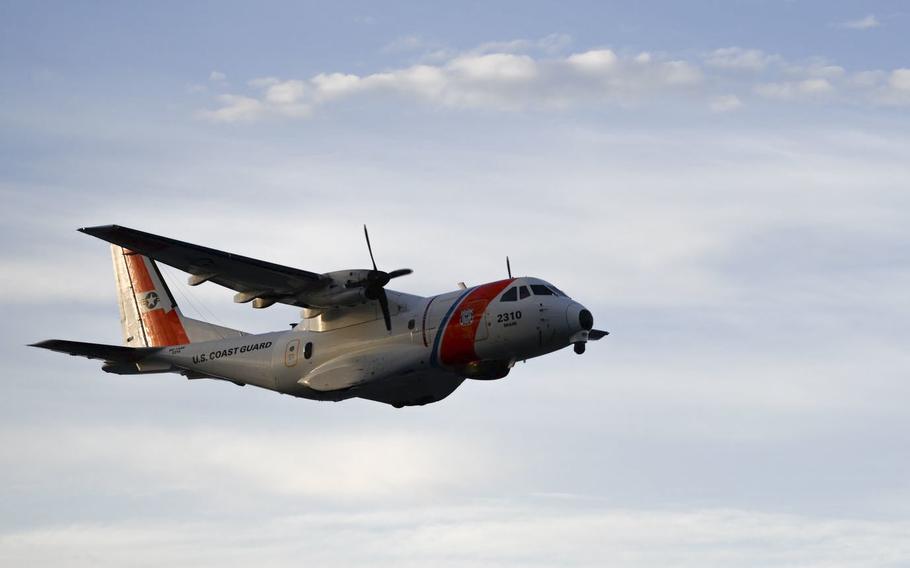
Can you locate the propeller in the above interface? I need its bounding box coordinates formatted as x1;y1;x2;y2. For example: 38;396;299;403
506;256;512;278
360;225;412;331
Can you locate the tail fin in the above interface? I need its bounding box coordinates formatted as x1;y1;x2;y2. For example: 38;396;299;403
111;245;245;347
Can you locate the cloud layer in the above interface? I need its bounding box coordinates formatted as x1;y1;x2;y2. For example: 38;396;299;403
4;500;910;567
199;41;910;122
6;9;910;566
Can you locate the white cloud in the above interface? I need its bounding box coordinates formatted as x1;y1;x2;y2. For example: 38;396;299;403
447;53;538;82
10;78;910;568
193;40;910;118
199;46;711;121
805;63;845;79
705;47;777;70
890;69;910;91
209;70;226;82
567;49;618;73
753;83;792;99
0;254;110;303
198;94;263;122
264;79;307;104
312;73;363;99
754;78;833;100
660;60;702;85
709;94;743;112
3;504;910;567
850;70;886;88
0;426;497;500
835;14;880;30
800;77;834;94
872;68;910;106
472;38;534;55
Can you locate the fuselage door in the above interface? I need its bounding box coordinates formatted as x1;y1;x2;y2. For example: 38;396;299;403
285;339;301;367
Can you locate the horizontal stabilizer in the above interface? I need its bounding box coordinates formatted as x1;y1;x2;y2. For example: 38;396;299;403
588;329;610;340
29;339;159;363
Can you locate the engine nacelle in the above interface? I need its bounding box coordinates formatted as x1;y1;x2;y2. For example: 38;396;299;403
323;269;374;287
306;286;368;308
302;269;380;308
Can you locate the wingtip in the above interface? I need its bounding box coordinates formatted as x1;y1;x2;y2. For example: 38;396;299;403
77;224;122;239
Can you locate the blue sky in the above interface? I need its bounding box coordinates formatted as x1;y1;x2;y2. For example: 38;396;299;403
2;1;910;566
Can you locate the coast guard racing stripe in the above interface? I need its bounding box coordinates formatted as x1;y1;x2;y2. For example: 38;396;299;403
437;279;514;367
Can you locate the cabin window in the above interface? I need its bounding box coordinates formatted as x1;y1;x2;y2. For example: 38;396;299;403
500;287;518;302
519;286;531;299
531;284;554;296
407;319;415;330
304;342;313;359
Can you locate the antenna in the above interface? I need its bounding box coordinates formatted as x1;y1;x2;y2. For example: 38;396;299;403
506;256;512;279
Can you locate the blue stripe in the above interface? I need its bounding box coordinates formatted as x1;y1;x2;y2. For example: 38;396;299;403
429;287;476;368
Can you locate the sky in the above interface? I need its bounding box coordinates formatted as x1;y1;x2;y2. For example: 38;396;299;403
2;1;910;566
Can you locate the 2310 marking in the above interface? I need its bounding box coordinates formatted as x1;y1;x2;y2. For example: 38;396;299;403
497;311;522;324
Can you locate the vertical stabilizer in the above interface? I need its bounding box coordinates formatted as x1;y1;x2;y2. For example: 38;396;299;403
110;245;244;347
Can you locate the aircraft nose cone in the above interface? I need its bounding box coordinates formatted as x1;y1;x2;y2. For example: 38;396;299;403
579;308;593;330
566;302;594;333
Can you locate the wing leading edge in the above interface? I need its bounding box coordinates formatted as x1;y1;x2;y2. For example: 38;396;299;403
79;225;327;308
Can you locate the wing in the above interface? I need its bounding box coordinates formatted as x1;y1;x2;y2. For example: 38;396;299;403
79;225;327;308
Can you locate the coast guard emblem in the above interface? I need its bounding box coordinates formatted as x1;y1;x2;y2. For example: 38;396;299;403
142;291;160;310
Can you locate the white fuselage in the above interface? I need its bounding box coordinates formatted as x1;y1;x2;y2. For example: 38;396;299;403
150;277;592;407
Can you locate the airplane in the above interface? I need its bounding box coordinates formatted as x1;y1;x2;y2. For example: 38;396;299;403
30;225;608;408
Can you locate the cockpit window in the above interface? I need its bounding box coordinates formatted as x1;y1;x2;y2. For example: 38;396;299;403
531;284;554;296
500;287;518;302
551;286;569;297
519;286;530;299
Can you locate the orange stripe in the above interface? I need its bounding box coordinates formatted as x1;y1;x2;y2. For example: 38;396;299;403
123;249;189;346
439;279;514;366
123;249;156;292
141;309;190;346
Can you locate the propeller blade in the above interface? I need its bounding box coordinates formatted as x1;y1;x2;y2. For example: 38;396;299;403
363;224;378;271
360;225;410;330
377;287;392;331
588;329;610;340
387;268;413;279
506;256;512;278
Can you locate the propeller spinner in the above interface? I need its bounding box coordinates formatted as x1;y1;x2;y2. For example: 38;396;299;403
360;225;412;331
